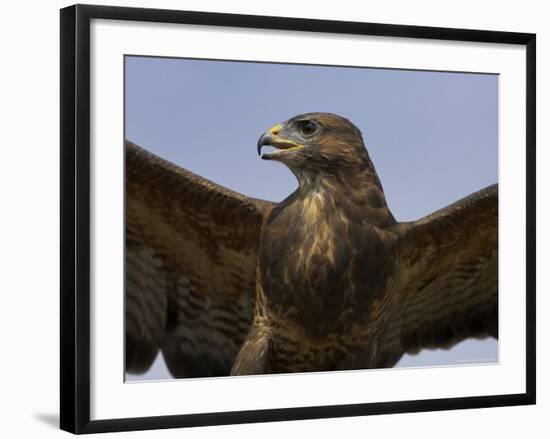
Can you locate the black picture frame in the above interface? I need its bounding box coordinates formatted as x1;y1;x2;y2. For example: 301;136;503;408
60;4;536;434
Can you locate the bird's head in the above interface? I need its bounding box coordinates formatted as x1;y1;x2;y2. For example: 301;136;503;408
257;113;372;181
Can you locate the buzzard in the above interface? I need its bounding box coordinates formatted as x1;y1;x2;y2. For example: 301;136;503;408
126;112;497;378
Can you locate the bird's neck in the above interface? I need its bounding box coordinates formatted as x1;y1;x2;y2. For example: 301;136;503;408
290;165;396;228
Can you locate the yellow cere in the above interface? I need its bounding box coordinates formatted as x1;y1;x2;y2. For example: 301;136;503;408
268;124;282;136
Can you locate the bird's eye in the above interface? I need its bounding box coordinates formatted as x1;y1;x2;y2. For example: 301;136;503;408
299;120;318;137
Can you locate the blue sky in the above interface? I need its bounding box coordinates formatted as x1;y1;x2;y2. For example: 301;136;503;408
125;55;498;381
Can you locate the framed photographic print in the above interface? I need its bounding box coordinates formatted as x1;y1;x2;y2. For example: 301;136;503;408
60;4;536;434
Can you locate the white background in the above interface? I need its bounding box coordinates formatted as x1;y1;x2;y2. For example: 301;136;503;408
0;0;546;437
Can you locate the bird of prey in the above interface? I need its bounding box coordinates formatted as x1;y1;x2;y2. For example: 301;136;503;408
125;112;498;378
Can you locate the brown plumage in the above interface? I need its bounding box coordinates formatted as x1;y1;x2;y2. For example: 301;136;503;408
125;142;272;376
125;112;497;377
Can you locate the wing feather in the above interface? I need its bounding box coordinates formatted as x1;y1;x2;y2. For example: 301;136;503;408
378;184;498;366
125;140;273;377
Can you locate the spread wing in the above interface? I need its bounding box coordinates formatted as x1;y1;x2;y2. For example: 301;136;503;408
378;184;498;366
125;140;274;378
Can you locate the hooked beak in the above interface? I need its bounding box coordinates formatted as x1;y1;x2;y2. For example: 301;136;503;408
257;124;304;160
